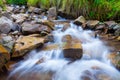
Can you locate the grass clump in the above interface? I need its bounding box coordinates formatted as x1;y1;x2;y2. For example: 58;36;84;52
0;0;6;10
5;0;120;21
6;0;27;5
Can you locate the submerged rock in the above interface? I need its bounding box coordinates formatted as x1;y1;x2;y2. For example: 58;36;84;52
44;34;54;43
12;35;44;57
61;23;70;31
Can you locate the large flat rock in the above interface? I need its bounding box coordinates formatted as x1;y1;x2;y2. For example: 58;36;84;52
12;34;44;57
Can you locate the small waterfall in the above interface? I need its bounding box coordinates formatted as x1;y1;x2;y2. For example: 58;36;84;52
8;22;120;80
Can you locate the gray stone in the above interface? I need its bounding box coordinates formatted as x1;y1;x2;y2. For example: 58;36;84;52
22;22;52;34
0;16;14;34
0;35;15;53
74;16;86;26
86;20;99;29
104;21;117;29
48;7;57;20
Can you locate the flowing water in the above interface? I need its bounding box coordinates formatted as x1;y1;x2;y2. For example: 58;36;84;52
8;22;120;80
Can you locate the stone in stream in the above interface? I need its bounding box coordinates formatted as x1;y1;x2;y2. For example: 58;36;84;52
73;16;86;27
86;20;100;29
114;26;120;36
108;51;120;70
44;34;54;43
104;21;117;29
9;71;52;80
47;7;57;20
6;6;14;12
104;21;117;34
33;8;43;14
61;23;70;31
42;35;83;60
0;16;14;34
36;20;55;30
0;44;10;70
0;35;15;53
117;36;120;41
81;67;113;80
27;6;44;14
12;34;44;58
11;13;29;23
22;22;52;35
62;35;83;60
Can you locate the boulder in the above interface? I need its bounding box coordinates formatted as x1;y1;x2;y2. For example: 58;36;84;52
28;6;36;13
12;6;21;13
104;21;117;29
33;8;43;14
48;7;57;20
22;22;52;35
6;6;14;12
114;28;120;36
104;21;117;34
0;35;15;53
117;36;120;41
73;16;86;27
12;35;44;57
37;20;55;30
11;14;28;23
86;20;99;29
95;23;108;34
108;51;120;70
0;16;14;34
0;44;10;69
62;35;83;60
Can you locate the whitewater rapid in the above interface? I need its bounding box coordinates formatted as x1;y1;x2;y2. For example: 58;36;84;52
8;22;120;80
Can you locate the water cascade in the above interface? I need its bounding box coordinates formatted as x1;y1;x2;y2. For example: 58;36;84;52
8;22;120;80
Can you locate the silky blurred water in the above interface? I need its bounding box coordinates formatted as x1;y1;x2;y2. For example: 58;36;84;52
8;23;120;80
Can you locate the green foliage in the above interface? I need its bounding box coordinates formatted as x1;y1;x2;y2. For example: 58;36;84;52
58;0;120;21
6;0;27;5
6;0;120;20
27;0;39;6
0;0;6;10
